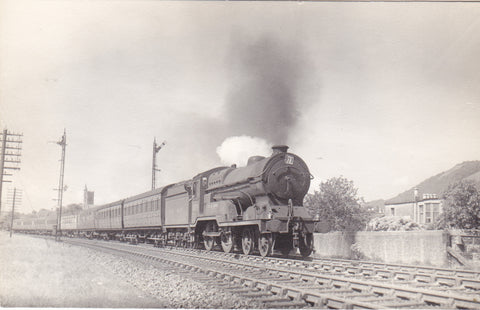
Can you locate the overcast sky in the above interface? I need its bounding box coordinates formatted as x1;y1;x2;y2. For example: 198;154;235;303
1;0;479;213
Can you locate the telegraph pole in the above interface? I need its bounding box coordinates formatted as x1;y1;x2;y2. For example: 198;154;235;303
152;138;166;190
0;129;23;215
55;130;67;241
8;188;21;238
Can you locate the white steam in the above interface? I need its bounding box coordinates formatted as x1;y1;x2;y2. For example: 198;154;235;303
216;136;272;167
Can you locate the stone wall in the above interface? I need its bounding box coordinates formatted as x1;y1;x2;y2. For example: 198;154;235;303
313;230;448;266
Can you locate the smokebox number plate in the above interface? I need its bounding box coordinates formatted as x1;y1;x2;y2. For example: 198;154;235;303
284;154;294;165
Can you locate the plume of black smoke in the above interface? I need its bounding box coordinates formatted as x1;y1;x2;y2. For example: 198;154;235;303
225;35;308;145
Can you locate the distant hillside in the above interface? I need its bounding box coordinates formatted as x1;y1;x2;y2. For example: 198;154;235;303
386;161;480;204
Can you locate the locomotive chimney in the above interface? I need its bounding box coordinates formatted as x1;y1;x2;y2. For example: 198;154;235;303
272;145;289;155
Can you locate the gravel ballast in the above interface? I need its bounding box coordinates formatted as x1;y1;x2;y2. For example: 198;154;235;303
0;232;262;308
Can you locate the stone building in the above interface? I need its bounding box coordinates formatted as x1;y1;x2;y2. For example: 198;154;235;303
384;188;443;224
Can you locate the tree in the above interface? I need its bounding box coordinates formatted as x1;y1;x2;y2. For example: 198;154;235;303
304;176;368;231
442;180;480;229
64;203;83;214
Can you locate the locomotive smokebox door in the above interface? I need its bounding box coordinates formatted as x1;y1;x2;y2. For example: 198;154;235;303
264;152;310;205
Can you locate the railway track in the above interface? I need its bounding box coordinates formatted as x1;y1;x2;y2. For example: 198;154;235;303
169;246;480;289
61;238;480;309
247;253;480;289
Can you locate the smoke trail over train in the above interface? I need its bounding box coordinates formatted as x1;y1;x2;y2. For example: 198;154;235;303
217;35;311;165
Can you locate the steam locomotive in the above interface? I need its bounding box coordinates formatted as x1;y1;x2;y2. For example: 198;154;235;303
14;145;317;257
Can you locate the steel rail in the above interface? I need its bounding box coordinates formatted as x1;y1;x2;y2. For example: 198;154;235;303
309;257;480;280
157;246;480;291
65;239;479;309
64;239;392;308
160;247;480;309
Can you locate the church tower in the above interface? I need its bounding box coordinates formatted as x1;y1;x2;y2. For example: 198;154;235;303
83;185;94;209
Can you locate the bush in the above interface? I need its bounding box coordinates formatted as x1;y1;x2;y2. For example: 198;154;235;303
367;216;422;231
350;243;365;260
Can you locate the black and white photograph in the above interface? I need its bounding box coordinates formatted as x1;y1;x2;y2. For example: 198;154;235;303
1;0;480;308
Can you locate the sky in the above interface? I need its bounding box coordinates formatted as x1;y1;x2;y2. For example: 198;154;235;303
1;0;479;214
